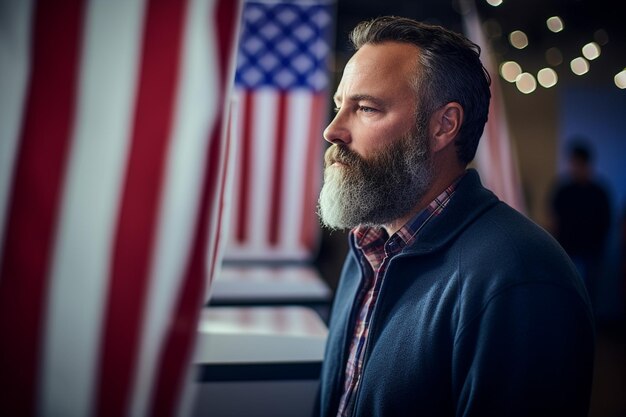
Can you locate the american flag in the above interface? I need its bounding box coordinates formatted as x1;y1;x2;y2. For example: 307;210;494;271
223;0;334;262
0;0;240;416
462;3;526;214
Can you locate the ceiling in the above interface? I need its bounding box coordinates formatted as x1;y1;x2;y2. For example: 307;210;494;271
334;0;626;92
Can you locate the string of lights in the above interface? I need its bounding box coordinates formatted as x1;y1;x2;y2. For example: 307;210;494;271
474;0;626;93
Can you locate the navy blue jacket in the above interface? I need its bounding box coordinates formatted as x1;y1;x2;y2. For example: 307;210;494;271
319;170;594;417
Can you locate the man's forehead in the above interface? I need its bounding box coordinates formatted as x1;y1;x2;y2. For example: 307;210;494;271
333;42;419;102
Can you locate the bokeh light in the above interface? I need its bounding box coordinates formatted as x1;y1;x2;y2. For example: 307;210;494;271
546;16;564;33
500;61;522;82
509;30;529;49
582;42;600;60
515;72;536;94
537;68;558;88
570;57;589;75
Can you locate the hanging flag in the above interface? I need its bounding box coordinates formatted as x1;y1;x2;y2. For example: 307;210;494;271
0;0;241;416
462;1;526;214
224;0;334;262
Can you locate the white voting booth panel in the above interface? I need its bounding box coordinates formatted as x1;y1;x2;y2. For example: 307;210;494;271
209;264;332;320
211;265;331;304
192;306;328;417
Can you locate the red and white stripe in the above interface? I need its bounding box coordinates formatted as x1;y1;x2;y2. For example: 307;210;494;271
0;0;240;416
224;88;327;262
462;5;526;214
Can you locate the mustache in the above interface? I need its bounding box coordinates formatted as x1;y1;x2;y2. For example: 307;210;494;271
324;144;363;168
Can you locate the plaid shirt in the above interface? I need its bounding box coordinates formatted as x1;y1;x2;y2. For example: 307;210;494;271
336;179;460;417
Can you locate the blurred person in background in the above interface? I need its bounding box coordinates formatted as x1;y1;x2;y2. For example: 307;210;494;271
549;139;612;311
316;16;594;417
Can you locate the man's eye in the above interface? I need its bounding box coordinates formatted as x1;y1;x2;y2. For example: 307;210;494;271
358;106;377;113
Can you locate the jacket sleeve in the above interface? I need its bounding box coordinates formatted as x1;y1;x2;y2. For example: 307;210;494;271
452;282;594;417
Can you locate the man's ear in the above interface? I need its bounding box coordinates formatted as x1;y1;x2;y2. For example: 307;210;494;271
429;102;463;153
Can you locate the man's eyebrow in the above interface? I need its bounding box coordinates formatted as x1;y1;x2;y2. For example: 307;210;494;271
333;94;385;106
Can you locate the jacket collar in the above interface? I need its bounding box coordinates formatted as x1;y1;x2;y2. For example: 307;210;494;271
399;169;500;255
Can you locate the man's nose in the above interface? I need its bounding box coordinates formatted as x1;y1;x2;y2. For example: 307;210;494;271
323;110;351;145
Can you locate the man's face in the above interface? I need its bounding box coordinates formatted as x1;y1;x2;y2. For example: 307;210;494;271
318;42;435;230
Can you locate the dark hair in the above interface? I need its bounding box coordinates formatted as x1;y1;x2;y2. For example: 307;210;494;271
349;16;492;164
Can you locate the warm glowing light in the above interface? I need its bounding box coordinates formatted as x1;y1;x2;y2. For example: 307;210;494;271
516;72;536;94
500;61;522;82
545;47;563;66
615;69;626;89
570;57;589;75
509;30;529;49
537;68;558;88
582;42;600;60
546;16;564;33
486;0;503;6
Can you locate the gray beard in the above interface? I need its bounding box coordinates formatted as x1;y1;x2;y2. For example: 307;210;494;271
317;123;433;231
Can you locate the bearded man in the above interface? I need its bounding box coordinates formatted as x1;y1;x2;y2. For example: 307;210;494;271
316;16;594;417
